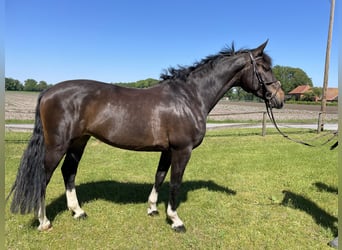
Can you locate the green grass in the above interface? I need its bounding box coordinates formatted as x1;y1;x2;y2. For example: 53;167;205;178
207;118;260;124
5;120;34;124
5;129;337;249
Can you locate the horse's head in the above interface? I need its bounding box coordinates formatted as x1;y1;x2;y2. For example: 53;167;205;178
240;41;285;109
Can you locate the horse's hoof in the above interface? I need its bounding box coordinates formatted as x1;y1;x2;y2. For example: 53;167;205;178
173;225;186;233
73;212;87;219
328;237;338;248
77;212;87;219
38;223;52;232
148;210;159;216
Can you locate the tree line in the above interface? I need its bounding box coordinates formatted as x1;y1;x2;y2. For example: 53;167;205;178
5;78;51;91
225;65;321;101
5;65;321;101
5;77;159;92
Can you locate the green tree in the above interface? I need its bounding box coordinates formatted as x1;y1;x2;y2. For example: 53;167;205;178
224;87;261;101
302;91;316;101
114;78;158;88
224;88;237;100
5;77;23;91
37;80;48;91
24;79;38;91
133;78;158;88
272;65;313;94
312;87;322;97
303;87;322;102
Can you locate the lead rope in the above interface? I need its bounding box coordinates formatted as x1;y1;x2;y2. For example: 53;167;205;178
264;101;315;147
267;101;338;147
265;100;338;147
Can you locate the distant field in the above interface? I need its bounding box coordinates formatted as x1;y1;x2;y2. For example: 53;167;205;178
5;129;338;249
5;91;338;122
5;91;38;120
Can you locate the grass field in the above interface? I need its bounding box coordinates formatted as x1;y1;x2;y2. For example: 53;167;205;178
5;128;338;249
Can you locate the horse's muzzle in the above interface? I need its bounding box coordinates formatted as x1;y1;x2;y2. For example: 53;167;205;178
269;84;285;109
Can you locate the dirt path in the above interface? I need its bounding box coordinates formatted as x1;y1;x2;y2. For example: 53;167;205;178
209;100;337;121
5;92;37;120
5;91;338;122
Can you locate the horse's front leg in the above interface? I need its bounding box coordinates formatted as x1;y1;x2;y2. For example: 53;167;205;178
167;147;192;232
147;150;171;216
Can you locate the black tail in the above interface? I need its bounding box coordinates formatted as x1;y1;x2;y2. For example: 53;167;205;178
7;92;46;214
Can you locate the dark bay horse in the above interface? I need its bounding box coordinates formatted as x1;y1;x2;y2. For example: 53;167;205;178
9;41;284;232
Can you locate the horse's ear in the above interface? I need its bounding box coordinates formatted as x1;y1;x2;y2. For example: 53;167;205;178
252;40;268;57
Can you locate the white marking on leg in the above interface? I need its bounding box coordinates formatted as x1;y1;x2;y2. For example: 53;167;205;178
147;186;158;215
37;200;52;231
66;188;85;218
167;202;184;229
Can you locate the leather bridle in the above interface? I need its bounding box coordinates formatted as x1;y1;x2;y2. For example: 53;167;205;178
248;52;281;101
246;52;337;147
248;52;316;146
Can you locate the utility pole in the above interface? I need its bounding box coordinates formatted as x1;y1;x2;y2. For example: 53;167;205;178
318;0;335;133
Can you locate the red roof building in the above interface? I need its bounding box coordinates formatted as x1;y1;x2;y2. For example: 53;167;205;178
288;85;338;102
288;85;312;101
324;88;338;102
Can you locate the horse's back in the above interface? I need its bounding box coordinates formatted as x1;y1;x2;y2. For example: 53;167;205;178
45;79;120;94
39;80;170;150
39;79;205;151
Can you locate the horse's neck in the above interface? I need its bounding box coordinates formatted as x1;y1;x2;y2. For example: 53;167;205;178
189;55;246;115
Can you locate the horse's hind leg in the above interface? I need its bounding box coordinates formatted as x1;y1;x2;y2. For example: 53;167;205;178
147;150;171;216
38;146;67;231
37;198;51;231
61;136;90;219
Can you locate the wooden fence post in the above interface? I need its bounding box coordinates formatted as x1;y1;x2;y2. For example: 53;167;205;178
317;112;322;134
262;112;266;136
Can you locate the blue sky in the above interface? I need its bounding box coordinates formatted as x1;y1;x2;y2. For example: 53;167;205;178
6;0;338;87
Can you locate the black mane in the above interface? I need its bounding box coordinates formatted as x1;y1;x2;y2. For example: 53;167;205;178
160;44;272;81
